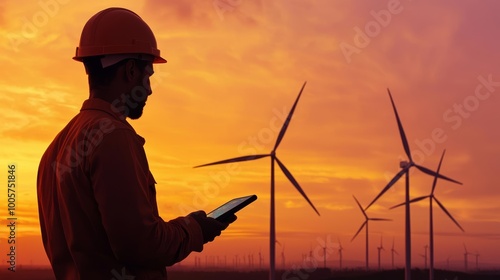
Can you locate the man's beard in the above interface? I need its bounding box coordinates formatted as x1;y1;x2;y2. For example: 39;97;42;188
127;102;146;119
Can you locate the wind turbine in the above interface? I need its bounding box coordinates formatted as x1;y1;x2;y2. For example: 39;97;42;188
259;251;263;270
474;252;479;271
391;237;399;269
391;150;464;280
280;243;286;269
420;245;428;270
377;236;385;271
338;238;344;270
194;82;319;280
463;244;470;271
364;89;462;280
351;195;391;270
322;241;327;268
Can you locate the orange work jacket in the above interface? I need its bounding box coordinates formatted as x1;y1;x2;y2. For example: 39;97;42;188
37;98;203;280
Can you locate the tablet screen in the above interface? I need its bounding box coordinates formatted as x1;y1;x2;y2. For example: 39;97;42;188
207;195;257;220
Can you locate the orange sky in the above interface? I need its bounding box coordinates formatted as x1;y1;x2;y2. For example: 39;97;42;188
1;0;499;273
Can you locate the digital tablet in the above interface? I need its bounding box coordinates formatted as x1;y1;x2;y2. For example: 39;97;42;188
207;195;257;222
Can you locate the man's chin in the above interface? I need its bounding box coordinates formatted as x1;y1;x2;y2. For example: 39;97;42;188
128;107;145;120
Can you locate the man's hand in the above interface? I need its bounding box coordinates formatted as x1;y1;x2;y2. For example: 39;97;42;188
189;211;237;243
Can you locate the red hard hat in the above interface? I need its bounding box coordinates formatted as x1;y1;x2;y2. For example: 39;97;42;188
73;7;166;63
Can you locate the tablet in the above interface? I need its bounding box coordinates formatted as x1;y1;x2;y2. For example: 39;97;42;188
207;195;257;222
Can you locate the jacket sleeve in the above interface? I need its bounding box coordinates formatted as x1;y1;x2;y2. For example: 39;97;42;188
90;128;204;267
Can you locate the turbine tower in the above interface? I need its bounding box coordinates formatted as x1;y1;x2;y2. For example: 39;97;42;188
322;242;327;268
194;82;319;280
259;251;263;270
365;89;462;280
280;243;285;269
391;237;399;269
377;236;385;271
474;252;479;271
463;244;470;271
338;238;344;270
351;195;391;270
391;150;464;280
420;245;428;270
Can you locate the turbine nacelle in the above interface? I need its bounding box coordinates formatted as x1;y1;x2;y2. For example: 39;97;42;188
399;161;411;169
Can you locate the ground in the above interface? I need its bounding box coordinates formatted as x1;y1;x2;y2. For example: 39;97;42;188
1;267;499;280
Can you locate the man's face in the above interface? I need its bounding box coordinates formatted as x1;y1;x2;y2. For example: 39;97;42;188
127;62;154;120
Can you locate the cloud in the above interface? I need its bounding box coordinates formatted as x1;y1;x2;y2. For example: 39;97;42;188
0;83;78;141
142;0;230;29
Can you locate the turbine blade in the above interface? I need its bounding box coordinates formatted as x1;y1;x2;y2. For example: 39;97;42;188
414;164;462;185
351;221;367;242
365;167;407;210
434;197;465;232
353;195;367;219
273;81;307;151
193;154;270;168
275;156;320;216
431;150;446;194
369;218;392;221
387;89;412;161
389;195;428;209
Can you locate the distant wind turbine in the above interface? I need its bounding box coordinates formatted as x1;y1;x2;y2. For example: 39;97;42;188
194;82;319;280
365;89;462;280
322;241;327;268
280;242;286;269
463;244;470;271
391;150;464;280
391;237;399;269
377;236;385;271
351;195;391;270
420;245;428;270
338;238;344;270
474;252;479;271
259;251;263;270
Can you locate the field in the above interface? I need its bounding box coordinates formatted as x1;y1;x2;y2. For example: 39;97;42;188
1;268;499;280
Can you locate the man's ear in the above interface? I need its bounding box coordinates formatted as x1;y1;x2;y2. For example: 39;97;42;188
124;59;137;82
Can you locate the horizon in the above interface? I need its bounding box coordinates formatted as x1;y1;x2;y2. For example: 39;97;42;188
0;0;499;277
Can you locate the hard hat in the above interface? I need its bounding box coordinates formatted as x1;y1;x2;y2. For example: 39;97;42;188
73;7;166;64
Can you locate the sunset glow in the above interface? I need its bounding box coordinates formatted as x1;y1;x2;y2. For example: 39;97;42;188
1;0;499;275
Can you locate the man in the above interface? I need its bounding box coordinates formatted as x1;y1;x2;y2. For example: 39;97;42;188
37;7;234;280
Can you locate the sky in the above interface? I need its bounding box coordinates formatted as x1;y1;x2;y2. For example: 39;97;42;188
0;0;499;274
